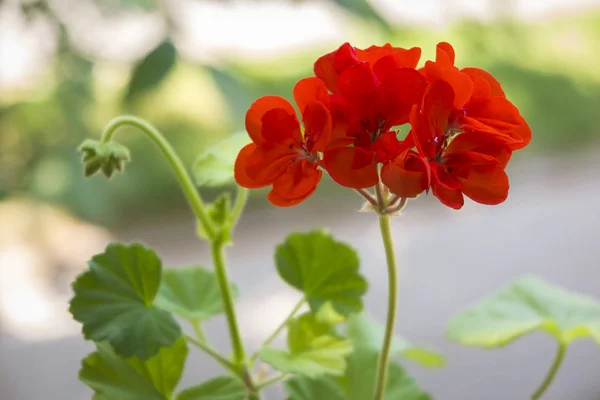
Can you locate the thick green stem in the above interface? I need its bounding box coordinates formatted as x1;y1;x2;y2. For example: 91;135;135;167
100;115;216;238
531;342;566;399
372;214;399;400
250;298;305;364
212;239;246;365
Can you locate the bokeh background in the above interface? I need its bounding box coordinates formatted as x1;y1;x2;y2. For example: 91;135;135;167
1;0;600;399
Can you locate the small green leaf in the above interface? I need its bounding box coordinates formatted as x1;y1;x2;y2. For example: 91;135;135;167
196;193;233;241
285;375;346;400
259;313;353;378
176;376;247;400
193;133;251;188
346;313;445;368
69;243;181;359
79;139;130;178
125;40;177;102
341;347;431;400
447;275;600;348
80;338;188;400
315;302;347;325
155;266;238;321
275;230;367;316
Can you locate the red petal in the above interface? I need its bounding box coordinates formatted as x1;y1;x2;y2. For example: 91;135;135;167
381;150;429;198
261;108;302;146
246;96;296;144
234;143;272;188
436;42;456;66
462;67;505;97
314;43;358;93
445;132;512;167
267;186;317;207
323;147;378;189
459;164;509;205
372;48;422;82
411;81;454;158
245;144;294;182
293;77;330;114
380;68;427;126
302;101;332;152
432;182;464;209
423;62;473;109
270;161;322;205
338;62;379;102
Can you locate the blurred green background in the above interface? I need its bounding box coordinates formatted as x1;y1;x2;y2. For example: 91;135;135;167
1;0;599;227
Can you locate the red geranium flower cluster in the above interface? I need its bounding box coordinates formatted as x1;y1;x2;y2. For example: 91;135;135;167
235;42;531;209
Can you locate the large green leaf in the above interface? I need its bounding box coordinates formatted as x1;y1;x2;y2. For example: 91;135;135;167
80;338;188;400
176;376;246;400
342;347;431;400
346;313;445;368
285;375;346;400
285;346;431;400
193;132;250;188
69;243;181;359
259;313;353;378
275;230;367;316
447;275;600;347
155;266;238;321
125;40;177;102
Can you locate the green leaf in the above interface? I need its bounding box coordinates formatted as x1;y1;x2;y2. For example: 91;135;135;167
341;347;431;400
259;313;353;378
285;375;346;400
196;193;233;241
345;313;445;368
69;243;181;359
275;230;367;316
125;40;177;102
176;376;247;400
193;132;250;188
155;266;238;321
80;338;188;400
79;139;130;178
447;275;600;348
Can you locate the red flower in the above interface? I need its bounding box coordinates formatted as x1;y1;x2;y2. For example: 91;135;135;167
423;42;531;149
389;80;512;209
318;46;427;189
234;78;332;207
314;42;422;94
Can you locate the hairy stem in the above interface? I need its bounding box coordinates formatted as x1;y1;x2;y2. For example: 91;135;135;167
531;342;566;399
100;116;215;238
372;214;399;400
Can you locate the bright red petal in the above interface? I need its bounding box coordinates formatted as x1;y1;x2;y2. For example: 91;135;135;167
261;108;302;147
445;132;512;167
436;42;455;66
270;161;322;205
245;144;294;183
293;77;330;114
246;96;296;144
372;48;422;82
380;68;427;127
458;164;509;205
423;62;473;109
462;67;505;98
302;101;332;152
314;43;358;93
267;186;317;207
337;62;379;102
432;182;464;209
234;143;272;188
323;147;378;189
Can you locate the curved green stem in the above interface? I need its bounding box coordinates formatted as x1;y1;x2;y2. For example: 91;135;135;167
185;335;239;375
372;214;399;400
192;320;208;343
231;186;249;228
531;342;566;399
256;373;289;390
249;298;305;364
212;239;246;365
100;115;215;239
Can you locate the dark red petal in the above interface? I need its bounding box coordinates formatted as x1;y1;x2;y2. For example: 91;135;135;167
459;164;509;205
302;101;332;152
381;150;429;198
246;96;296;144
271;161;322;203
323;147;378;189
337;62;379;102
293;77;330;114
432;181;464;209
267;185;317;207
462;67;505;97
381;68;427;126
234;143;272;188
261;108;302;146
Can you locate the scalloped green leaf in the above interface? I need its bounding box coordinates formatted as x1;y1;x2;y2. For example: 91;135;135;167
447;275;600;348
275;230;367;316
176;376;246;400
193;133;250;188
155;266;238;322
259;313;352;378
346;313;445;368
80;338;188;400
69;243;181;359
284;375;346;400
